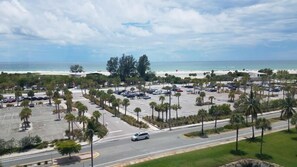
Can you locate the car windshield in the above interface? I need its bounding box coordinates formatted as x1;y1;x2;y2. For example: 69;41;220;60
134;133;139;136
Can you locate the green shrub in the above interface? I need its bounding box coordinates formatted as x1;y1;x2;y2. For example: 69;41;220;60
6;104;14;107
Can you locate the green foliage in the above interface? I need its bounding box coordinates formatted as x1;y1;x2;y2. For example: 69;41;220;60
209;104;232;116
121;115;149;129
106;57;119;75
70;64;84;73
55;140;81;157
137;54;150;79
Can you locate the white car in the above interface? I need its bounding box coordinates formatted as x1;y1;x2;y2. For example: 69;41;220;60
131;132;150;141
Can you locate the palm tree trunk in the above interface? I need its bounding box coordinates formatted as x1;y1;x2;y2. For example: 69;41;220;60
260;128;264;154
71;121;74;140
236;127;239;151
201;118;204;135
214;116;217;132
68;121;71;139
151;108;154;119
137;113;139;122
176;110;178;119
125;107;127;115
288;118;290;132
252;117;255;139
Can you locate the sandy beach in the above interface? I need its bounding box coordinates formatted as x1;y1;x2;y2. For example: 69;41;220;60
4;69;297;79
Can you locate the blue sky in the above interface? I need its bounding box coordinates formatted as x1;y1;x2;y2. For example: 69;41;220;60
0;0;297;62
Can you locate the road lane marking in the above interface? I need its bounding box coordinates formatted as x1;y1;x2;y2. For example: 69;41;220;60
109;130;122;134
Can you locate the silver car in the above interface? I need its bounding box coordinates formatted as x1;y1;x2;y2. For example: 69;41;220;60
131;132;150;141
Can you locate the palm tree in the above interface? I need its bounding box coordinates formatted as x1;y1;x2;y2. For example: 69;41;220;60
77;115;89;131
171;104;181;119
21;100;30;108
92;110;101;123
77;104;88;116
149;101;157;119
27;90;35;104
210;105;221;132
65;113;76;139
228;90;235;102
255;118;272;155
197;109;208;135
281;94;296;131
196;97;202;106
134;107;141;122
19;107;32;130
14;88;22;107
230;113;245;151
243;87;262;139
122;98;130;115
159;95;165;105
174;93;181;107
46;89;53;105
209;96;215;104
54;98;62;120
199;92;206;103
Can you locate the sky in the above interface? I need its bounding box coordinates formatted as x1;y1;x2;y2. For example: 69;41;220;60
0;0;297;62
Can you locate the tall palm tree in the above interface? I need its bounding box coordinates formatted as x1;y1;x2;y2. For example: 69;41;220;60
149;101;157;119
197;109;208;135
65;113;76;139
174;93;181;107
19;107;32;130
77;104;88;116
199;92;206;103
122;98;130;115
171;104;181;119
210;105;221;132
77;115;89;131
255;118;272;155
230;113;245;151
134;107;141;122
159;95;165;105
281;94;296;131
92;110;101;123
46;89;53;105
243;87;262;139
209;96;215;104
54;98;62;120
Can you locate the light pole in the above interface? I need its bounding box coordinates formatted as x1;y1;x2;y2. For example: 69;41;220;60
102;113;106;126
88;129;94;167
168;89;172;131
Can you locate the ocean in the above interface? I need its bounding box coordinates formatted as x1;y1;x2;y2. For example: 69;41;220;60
0;60;296;73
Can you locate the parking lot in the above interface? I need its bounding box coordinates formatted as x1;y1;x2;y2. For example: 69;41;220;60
113;84;284;119
0;105;68;141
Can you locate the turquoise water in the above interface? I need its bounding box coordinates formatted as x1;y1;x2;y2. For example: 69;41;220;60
0;60;296;72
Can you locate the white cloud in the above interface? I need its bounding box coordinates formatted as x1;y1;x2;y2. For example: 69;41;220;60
0;0;297;60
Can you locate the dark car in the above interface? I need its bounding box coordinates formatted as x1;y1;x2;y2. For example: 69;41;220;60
29;103;35;108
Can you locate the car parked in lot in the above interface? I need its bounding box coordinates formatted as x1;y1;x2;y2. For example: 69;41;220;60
142;95;151;99
131;132;150;141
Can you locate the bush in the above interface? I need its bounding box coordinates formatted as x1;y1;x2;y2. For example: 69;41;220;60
6;104;14;107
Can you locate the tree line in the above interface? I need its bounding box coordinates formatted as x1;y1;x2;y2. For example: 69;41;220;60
106;54;152;81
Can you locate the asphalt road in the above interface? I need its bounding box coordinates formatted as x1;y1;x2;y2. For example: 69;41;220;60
1;114;288;167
